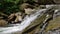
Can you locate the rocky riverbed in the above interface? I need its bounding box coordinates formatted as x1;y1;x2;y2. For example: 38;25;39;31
0;5;60;34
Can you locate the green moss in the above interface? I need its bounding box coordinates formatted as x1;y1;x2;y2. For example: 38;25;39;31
45;16;60;32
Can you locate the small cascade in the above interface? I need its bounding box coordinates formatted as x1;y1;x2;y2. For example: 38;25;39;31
0;9;47;34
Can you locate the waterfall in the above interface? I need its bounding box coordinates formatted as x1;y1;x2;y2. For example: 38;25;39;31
0;9;47;34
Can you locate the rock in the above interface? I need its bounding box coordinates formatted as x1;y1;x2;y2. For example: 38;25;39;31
14;16;22;23
0;17;4;19
19;3;30;11
8;13;17;24
45;16;60;32
53;10;60;19
33;0;38;3
53;0;60;4
14;12;23;23
20;3;35;11
0;20;8;27
27;0;54;4
0;12;8;20
8;13;16;22
24;8;35;15
8;12;23;24
39;5;46;9
23;0;28;2
22;14;47;34
0;12;8;17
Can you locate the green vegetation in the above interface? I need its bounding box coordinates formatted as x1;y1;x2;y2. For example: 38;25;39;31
0;0;23;15
0;0;56;15
0;0;37;15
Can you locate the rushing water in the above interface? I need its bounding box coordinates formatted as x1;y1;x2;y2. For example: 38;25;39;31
0;9;47;34
0;5;60;34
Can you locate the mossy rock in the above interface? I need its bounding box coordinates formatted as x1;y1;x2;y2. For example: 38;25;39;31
45;16;60;32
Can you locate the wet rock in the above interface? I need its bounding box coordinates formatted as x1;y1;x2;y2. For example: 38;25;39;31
0;20;8;27
22;14;47;34
53;10;60;19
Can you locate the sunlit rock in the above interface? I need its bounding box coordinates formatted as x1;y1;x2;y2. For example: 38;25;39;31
24;8;36;15
8;12;23;24
19;3;29;10
20;3;32;10
14;12;23;23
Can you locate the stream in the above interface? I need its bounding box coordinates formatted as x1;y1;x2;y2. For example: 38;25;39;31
0;9;47;34
0;5;59;34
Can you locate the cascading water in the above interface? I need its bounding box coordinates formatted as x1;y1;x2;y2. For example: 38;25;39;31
0;9;47;34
